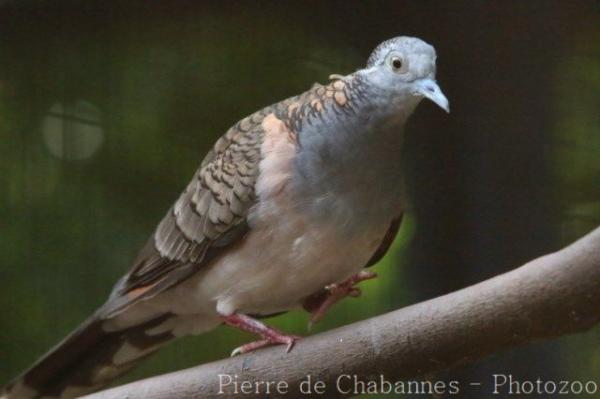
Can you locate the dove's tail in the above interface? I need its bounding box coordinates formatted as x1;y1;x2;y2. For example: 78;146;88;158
2;313;175;399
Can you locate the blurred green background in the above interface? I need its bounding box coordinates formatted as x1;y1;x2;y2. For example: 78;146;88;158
0;1;598;397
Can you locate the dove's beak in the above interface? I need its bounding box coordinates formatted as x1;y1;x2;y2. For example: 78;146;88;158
414;78;450;113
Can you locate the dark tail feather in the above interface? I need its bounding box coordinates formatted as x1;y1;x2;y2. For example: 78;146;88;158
2;313;174;399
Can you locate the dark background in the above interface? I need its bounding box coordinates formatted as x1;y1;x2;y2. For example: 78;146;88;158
1;1;598;397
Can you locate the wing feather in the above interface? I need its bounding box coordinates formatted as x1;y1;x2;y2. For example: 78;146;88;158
101;112;268;316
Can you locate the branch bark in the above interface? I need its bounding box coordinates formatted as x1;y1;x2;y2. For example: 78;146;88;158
84;227;600;399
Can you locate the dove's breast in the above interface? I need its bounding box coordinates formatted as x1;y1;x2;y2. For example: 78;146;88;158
190;113;392;316
126;111;402;330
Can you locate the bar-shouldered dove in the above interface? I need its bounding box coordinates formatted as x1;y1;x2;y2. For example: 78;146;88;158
3;36;448;399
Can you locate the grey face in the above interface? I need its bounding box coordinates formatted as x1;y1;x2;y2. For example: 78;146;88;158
362;36;449;113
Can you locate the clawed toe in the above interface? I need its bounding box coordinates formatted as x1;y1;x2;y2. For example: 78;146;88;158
222;313;302;356
308;270;378;327
230;335;301;356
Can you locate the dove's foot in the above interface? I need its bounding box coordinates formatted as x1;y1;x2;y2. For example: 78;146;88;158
304;270;378;328
221;313;302;356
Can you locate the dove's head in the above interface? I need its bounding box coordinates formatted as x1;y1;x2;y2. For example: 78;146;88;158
361;36;449;113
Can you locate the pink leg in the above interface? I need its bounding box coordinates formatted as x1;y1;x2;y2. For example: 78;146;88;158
221;313;302;356
307;270;377;328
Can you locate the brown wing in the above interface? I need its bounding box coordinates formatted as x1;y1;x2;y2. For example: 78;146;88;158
99;110;270;318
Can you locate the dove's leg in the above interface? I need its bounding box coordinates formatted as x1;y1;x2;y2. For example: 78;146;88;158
221;313;302;356
304;270;378;327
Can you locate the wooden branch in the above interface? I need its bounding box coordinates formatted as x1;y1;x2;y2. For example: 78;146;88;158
84;227;600;399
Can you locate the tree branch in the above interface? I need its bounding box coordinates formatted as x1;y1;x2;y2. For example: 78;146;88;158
85;227;600;398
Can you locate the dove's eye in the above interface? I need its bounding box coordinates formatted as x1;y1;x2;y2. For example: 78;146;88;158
387;54;408;74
